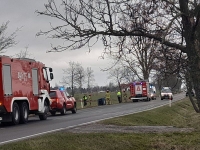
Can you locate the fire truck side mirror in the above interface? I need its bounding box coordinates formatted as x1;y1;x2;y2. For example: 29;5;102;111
49;68;53;72
50;73;54;80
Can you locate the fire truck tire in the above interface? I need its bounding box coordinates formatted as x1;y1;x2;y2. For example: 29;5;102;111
12;102;20;125
19;102;29;124
71;103;77;114
61;104;67;115
39;101;48;120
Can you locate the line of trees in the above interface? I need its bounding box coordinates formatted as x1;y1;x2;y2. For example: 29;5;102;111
1;1;197;111
36;0;198;111
60;61;95;95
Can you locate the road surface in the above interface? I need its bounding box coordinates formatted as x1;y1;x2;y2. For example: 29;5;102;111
0;93;185;145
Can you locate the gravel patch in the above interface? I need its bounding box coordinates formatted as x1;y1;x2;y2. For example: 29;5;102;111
65;123;194;133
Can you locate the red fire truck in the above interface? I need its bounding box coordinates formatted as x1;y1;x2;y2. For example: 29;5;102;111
0;56;53;125
129;80;151;102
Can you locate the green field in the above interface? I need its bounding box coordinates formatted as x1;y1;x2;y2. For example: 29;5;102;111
75;91;131;109
1;97;200;150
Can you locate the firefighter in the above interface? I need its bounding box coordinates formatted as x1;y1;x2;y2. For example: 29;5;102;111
88;94;92;106
83;94;88;106
117;91;121;103
105;90;111;105
123;90;128;102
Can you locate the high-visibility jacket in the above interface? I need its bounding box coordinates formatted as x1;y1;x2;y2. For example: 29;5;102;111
83;95;88;100
117;91;121;97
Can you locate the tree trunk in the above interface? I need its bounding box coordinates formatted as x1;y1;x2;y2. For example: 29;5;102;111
187;44;200;112
189;69;200;112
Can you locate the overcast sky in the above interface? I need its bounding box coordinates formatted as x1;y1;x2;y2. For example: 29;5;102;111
0;0;113;87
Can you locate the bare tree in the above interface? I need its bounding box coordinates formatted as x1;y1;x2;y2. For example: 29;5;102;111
108;66;126;101
108;37;161;81
61;61;85;95
14;46;33;59
0;22;17;52
61;62;78;96
152;45;186;92
86;67;95;92
75;63;85;93
37;1;200;112
122;65;135;83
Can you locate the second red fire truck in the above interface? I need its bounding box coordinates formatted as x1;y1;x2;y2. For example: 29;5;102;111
0;55;53;125
129;80;152;102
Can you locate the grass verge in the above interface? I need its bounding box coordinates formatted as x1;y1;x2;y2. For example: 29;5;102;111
100;97;200;129
1;97;200;150
75;91;131;109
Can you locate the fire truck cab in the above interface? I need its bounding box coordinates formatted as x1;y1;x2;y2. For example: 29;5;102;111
0;56;53;125
129;80;151;102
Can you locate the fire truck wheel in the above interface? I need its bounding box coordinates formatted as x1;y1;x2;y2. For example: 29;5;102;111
12;102;20;125
61;104;67;115
19;102;29;124
39;101;48;120
71;103;77;114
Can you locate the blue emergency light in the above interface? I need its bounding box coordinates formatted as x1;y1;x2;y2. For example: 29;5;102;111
59;87;65;91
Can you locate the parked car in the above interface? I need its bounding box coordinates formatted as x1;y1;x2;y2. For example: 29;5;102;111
186;91;195;97
149;89;156;100
161;88;173;100
49;89;77;115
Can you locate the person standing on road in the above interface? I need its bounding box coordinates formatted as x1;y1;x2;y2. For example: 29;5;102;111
88;94;92;106
117;91;121;103
105;90;111;105
83;94;88;106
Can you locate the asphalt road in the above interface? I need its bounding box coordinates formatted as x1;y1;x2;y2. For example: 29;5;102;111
0;92;185;145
